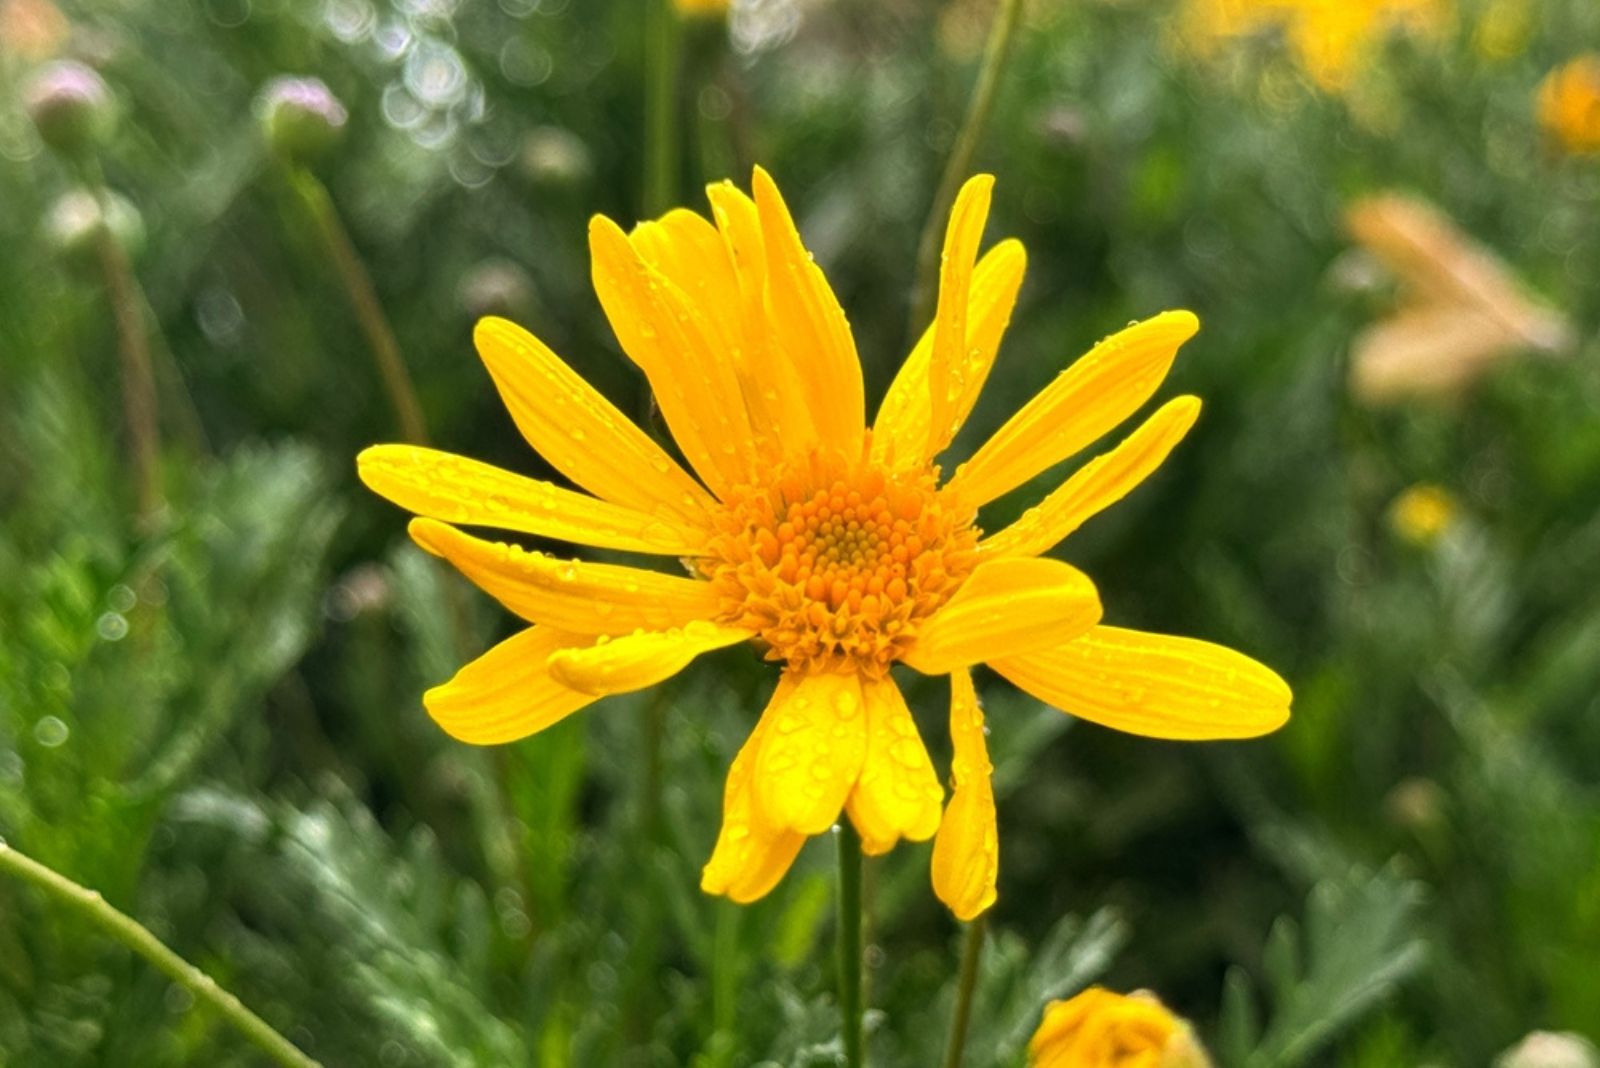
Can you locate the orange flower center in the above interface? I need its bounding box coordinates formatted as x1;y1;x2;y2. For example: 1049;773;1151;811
702;443;978;676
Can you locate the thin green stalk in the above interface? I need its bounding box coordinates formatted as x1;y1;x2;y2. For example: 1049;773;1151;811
836;821;866;1068
644;0;682;216
907;0;1026;341
940;915;987;1068
703;899;740;1068
91;186;163;523
0;841;322;1068
291;169;429;445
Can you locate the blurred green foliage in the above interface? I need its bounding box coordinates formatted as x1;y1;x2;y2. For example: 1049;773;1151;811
3;0;1600;1065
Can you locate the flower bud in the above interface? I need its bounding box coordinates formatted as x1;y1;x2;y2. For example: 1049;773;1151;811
257;76;348;162
1028;987;1213;1068
24;60;114;158
45;189;145;271
1496;1032;1600;1068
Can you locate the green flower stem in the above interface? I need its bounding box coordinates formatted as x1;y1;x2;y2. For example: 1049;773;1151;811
645;0;682;217
907;0;1026;342
940;914;987;1068
290;169;429;446
90;184;163;523
0;841;322;1068
836;821;866;1068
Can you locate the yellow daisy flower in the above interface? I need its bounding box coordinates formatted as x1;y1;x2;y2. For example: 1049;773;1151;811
1029;987;1212;1068
357;167;1291;919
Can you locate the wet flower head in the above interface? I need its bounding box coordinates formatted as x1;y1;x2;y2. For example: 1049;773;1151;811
705;449;979;676
359;166;1291;918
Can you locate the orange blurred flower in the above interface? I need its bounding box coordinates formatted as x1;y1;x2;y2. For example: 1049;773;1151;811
1345;193;1570;403
1538;54;1600;154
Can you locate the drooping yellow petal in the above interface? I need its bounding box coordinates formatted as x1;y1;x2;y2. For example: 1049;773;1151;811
873;239;1026;471
752;670;867;836
472;316;716;525
844;675;943;856
357;444;708;555
902;557;1102;675
544;620;750;696
979;396;1201;560
422;626;595;745
752;166;865;453
946;310;1200;506
409;518;720;635
991;625;1292;740
931;669;997;921
927;174;995;459
705;179;813;460
702;675;808;903
590;215;757;496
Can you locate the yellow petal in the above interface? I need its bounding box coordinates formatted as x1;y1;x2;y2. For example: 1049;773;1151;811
931;669;997;921
752;166;865;453
702;676;808;903
947;310;1200;506
752;670;868;836
357;444;708;555
873;239;1026;471
927;175;995;459
705;179;814;460
902;557;1102;675
545;620;750;696
991;625;1292;740
627;208;742;353
409;518;720;635
422;626;594;745
979;396;1201;560
844;675;943;856
472;316;716;525
590;215;757;495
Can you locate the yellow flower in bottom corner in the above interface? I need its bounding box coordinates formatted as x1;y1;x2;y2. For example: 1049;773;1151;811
672;0;730;16
357;166;1291;920
1029;988;1212;1068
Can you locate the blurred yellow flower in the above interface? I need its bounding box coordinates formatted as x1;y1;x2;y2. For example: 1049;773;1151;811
358;167;1291;918
1538;55;1600;154
673;0;730;16
1029;988;1212;1068
1389;484;1458;546
1345;193;1570;403
1181;0;1448;90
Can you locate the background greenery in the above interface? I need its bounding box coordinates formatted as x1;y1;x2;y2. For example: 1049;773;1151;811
3;0;1599;1065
